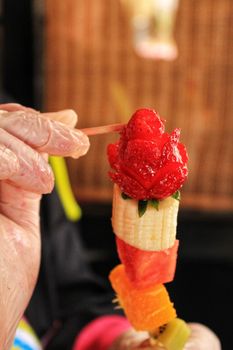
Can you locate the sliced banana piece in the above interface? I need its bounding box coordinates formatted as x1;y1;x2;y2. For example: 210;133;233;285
112;184;179;251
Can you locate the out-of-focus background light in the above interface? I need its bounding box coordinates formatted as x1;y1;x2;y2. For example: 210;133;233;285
122;0;179;60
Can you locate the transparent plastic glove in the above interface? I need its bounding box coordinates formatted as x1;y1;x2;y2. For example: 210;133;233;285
0;103;89;350
110;324;221;350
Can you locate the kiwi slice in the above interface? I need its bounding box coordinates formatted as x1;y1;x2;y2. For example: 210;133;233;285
155;318;191;350
150;324;168;338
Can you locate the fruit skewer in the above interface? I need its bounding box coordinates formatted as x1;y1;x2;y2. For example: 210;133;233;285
107;109;191;350
80;123;125;136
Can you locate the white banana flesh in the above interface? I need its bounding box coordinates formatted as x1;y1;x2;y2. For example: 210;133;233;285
112;184;179;251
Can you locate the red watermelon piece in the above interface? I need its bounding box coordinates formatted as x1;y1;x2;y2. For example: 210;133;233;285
116;237;179;289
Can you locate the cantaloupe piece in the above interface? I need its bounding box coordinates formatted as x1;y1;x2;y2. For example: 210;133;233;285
109;264;176;332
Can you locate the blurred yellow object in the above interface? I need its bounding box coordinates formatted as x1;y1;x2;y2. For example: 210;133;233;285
110;81;132;119
49;156;82;221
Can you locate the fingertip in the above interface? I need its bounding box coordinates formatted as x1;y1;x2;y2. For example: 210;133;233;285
188;323;222;350
70;131;90;159
36;123;90;159
43;109;78;128
61;109;78;127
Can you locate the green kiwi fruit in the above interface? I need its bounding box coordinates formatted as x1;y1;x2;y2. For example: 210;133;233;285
150;318;191;350
150;324;168;338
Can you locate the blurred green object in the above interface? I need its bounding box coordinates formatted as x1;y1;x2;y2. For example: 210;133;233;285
49;156;82;221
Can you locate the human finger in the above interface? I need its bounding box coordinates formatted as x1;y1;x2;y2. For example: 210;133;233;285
43;109;78;128
0;145;19;179
0;103;37;113
185;323;221;350
0;128;54;194
0;109;89;158
0;104;78;127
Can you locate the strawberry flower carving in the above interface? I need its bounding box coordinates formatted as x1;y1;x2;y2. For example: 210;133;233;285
107;109;188;200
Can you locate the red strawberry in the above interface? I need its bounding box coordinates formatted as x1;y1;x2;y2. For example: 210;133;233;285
125;108;165;141
107;108;188;200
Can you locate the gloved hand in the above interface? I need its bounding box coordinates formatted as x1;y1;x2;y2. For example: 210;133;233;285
110;324;221;350
0;103;89;350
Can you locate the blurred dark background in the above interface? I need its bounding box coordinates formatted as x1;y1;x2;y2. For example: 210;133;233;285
0;0;34;105
0;0;232;349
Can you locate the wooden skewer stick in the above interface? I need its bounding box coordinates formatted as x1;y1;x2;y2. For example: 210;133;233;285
80;123;125;136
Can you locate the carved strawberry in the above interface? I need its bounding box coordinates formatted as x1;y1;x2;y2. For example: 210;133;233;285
107;108;188;200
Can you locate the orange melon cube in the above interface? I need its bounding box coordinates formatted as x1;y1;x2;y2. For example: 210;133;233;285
109;264;176;332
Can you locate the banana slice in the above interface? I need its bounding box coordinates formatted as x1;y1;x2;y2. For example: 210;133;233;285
112;184;179;251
